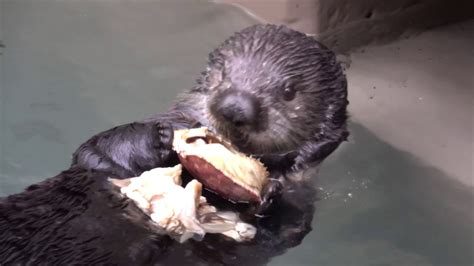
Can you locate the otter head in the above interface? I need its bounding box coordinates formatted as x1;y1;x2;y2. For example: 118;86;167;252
193;24;347;155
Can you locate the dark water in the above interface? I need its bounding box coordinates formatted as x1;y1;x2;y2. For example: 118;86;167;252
1;1;472;265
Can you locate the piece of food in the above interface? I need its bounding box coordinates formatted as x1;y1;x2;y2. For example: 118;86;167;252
111;165;183;210
173;127;269;203
110;165;205;243
109;165;256;243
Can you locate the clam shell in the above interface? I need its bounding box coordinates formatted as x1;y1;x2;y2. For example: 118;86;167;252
173;127;268;203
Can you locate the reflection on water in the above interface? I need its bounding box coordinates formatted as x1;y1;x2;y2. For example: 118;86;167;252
1;1;472;265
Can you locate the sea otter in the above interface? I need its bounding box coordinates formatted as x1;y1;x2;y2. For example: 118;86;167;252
0;167;317;265
0;24;348;264
72;24;349;209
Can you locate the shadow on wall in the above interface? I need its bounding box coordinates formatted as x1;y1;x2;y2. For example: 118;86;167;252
306;0;474;53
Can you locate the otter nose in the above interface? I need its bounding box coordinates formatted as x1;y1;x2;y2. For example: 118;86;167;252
217;92;260;127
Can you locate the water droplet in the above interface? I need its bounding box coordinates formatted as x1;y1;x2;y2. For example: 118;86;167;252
288;112;298;119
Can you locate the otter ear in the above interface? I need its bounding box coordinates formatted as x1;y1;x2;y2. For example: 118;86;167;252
207;68;223;90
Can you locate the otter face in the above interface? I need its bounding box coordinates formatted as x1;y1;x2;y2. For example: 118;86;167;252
199;25;347;155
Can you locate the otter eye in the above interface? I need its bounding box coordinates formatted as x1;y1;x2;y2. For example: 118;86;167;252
283;86;296;101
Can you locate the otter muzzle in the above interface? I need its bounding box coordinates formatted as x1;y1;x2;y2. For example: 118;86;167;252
214;91;260;127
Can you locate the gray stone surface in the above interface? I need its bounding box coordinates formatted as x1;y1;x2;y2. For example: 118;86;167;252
219;0;474;52
346;20;474;187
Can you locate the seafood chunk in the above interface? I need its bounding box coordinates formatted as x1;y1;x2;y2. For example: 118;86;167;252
109;165;256;243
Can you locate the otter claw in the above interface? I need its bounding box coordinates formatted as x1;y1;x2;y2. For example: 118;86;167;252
156;122;174;146
152;122;174;161
155;123;174;150
190;121;203;128
256;178;283;214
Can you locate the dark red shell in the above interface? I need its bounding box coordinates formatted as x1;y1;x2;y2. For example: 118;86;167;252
178;155;261;203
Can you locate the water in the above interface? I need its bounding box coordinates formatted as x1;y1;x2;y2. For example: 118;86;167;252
0;0;257;195
272;123;473;266
1;1;472;265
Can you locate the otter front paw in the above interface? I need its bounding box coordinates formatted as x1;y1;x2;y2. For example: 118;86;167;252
151;122;174;162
